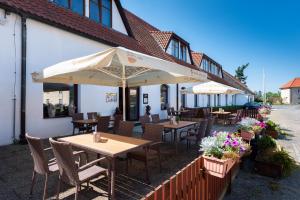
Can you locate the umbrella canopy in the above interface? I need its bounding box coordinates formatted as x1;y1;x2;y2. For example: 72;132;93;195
32;47;207;120
181;81;243;95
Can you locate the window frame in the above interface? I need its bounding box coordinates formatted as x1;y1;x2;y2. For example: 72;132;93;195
207;94;211;107
43;83;78;119
180;44;187;62
171;39;179;59
194;94;198;107
89;0;112;27
160;84;169;110
53;0;85;16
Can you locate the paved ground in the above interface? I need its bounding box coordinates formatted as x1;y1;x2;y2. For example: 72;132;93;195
225;105;300;200
0;123;234;200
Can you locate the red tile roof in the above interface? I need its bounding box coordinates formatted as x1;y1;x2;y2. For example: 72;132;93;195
191;51;254;95
124;9;198;70
280;78;300;89
0;0;148;54
150;31;173;49
191;51;203;67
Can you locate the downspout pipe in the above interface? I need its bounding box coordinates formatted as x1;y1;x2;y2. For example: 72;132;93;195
176;84;179;110
19;15;27;144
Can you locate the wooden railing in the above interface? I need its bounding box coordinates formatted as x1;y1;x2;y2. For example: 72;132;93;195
242;109;259;119
142;156;238;200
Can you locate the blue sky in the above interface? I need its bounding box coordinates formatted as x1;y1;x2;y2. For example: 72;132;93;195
121;0;300;92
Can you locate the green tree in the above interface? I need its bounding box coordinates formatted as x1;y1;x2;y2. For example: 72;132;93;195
235;63;249;84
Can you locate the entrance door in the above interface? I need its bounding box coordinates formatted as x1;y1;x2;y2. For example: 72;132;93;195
119;87;140;121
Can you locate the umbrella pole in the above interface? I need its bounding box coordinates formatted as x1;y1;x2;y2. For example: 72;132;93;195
122;79;126;121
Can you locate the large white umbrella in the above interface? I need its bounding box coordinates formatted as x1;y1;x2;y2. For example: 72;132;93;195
181;81;243;95
32;47;207;120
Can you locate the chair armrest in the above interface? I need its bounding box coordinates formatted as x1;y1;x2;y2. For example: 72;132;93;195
73;150;86;156
78;157;107;172
43;147;52;152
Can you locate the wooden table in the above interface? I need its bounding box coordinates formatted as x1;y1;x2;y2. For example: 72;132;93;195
158;121;197;153
59;133;151;200
211;111;231;125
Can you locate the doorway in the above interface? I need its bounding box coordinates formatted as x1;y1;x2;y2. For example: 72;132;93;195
119;87;140;121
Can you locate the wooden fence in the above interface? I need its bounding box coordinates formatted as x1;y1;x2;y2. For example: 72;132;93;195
242;109;259;119
142;156;238;200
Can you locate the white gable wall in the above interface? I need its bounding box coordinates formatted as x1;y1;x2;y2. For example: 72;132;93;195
0;10;21;145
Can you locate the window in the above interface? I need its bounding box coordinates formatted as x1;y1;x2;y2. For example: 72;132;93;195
180;44;187;62
194;94;198;107
53;0;84;16
214;94;217;107
101;0;112;27
217;94;221;106
89;0;112;27
181;93;186;108
171;40;179;58
160;84;169;110
225;94;228;106
207;94;211;107
89;0;100;23
43;83;77;118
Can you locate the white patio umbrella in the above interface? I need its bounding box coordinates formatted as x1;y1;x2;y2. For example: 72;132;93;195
181;81;243;95
32;47;207;120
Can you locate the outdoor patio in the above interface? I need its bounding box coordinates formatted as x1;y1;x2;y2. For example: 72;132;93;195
0;124;236;200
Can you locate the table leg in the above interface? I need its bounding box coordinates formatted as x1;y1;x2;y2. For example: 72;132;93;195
175;129;178;154
110;157;116;200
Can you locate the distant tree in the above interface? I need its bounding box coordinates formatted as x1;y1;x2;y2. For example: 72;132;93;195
254;91;263;102
235;63;249;84
266;91;282;105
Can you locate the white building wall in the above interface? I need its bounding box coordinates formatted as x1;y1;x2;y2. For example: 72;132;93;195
0;10;21;145
281;89;290;104
235;94;248;105
111;0;128;35
26;19;116;139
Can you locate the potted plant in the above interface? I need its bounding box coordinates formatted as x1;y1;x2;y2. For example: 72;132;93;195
265;120;279;139
238;117;261;142
200;132;249;178
254;135;296;178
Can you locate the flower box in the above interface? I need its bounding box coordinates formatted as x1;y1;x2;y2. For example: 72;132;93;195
254;161;283;178
241;130;253;142
265;130;278;139
203;155;236;178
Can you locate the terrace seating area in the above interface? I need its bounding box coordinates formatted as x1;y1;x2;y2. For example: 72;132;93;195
0;110;240;200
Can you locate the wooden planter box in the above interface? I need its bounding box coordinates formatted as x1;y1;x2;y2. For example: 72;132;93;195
265;129;278;139
254;161;283;178
203;156;236;178
241;130;254;142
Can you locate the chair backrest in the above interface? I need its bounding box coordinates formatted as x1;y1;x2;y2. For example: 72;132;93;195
26;133;49;175
140;115;150;125
49;138;79;186
151;114;160;123
196;119;208;141
87;112;97;120
143;124;164;142
205;117;215;137
97;116;111;132
236;109;243;121
113;114;123;133
117;121;135;137
72;113;84;121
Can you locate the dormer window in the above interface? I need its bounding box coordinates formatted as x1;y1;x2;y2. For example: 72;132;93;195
201;58;223;78
52;0;84;16
89;0;112;27
171;39;179;58
180;44;187;62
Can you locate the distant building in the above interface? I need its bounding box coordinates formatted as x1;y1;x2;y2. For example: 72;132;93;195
280;78;300;104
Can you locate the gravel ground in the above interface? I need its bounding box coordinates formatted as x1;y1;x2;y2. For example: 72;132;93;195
224;105;300;200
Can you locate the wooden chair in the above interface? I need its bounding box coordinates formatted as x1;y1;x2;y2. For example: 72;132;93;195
97;116;111;132
26;134;87;200
87;112;97;119
205;117;215;137
113;114;123;134
127;124;164;183
49;138;108;200
72;113;86;135
116;121;135;137
139;115;150;133
151;114;160;123
228;109;243;124
185;119;208;149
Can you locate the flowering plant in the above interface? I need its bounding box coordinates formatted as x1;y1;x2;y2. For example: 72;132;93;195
200;131;250;160
238;117;260;131
252;121;266;134
258;106;271;115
